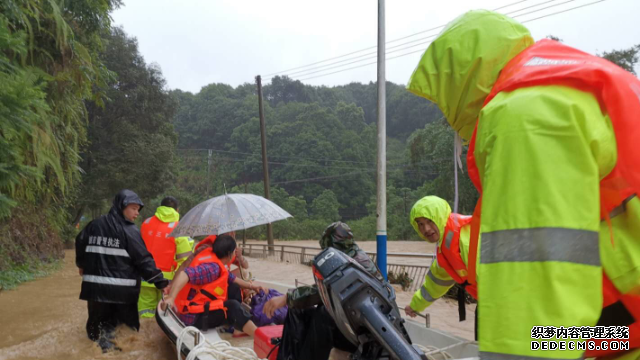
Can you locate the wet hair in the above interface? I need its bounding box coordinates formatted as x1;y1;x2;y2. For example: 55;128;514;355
212;234;236;259
161;196;179;210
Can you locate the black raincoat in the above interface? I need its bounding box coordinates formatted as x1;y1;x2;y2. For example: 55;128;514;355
76;189;168;304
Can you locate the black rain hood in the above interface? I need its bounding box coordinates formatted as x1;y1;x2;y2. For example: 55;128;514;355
109;189;144;223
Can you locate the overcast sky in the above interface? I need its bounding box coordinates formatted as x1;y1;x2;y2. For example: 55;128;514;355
112;0;639;93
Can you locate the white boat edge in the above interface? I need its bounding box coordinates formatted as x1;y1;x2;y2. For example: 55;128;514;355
155;279;480;360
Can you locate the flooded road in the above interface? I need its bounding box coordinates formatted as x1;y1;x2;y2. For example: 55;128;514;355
0;250;175;360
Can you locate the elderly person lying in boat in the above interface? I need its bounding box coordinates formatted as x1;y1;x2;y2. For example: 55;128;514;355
161;234;267;337
263;222;385;360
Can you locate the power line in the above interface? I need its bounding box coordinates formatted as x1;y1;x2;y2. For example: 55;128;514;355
294;0;608;82
265;35;438;80
263;0;533;78
176;147;430;166
177;148;379;164
177;152;449;171
521;0;606;23
271;170;375;185
493;0;529;11
271;167;439;186
296;0;586;81
505;0;558;15
514;0;579;17
269;0;565;81
270;37;437;80
293;1;567;81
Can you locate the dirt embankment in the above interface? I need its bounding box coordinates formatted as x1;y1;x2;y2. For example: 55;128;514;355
0;206;68;289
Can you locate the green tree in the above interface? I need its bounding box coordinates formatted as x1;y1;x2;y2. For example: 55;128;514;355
599;44;640;75
0;0;120;218
75;27;178;220
0;0;122;285
408;120;479;214
546;35;563;42
311;189;341;221
264;76;312;106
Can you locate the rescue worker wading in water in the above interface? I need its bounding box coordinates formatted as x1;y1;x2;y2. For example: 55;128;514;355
76;189;168;352
138;196;193;318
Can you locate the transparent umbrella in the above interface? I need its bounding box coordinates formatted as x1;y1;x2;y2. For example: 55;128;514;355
169;193;292;238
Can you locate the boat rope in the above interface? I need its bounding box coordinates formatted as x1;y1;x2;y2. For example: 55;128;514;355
415;340;477;360
176;326;264;360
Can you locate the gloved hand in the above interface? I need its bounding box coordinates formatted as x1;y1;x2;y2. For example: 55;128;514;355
155;278;169;290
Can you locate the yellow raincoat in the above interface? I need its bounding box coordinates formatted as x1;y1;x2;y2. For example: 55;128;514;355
407;10;640;360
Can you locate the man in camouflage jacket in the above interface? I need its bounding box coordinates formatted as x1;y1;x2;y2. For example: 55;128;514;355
264;222;385;360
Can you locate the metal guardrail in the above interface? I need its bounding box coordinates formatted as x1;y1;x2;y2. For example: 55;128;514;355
241;243;434;291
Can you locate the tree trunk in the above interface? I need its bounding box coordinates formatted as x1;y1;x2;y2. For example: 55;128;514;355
71;205;85;226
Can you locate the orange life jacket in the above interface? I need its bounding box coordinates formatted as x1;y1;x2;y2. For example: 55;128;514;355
436;213;477;299
465;39;640;357
201;235;237;268
141;215;179;272
175;240;228;315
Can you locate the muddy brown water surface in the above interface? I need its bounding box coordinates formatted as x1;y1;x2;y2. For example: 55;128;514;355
0;242;473;360
0;250;175;360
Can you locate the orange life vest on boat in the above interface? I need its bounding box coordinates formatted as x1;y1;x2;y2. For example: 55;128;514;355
201;235;237;268
175;237;228;315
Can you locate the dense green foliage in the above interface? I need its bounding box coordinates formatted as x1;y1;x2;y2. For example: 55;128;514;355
0;0;120;284
0;0;120;218
165;76;476;241
1;0;639;287
599;44;640;75
74;26;178;221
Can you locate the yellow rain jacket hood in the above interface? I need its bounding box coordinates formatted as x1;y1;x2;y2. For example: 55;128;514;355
410;196;451;244
155;205;180;223
407;10;534;140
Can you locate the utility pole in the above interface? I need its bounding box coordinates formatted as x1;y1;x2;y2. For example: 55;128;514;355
376;0;387;280
206;149;212;197
256;75;274;253
453;134;460;214
243;182;248;248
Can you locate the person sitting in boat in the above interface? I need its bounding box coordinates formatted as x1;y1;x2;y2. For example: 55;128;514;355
198;232;250;303
221;231;250;279
161;234;266;337
263;222;385;360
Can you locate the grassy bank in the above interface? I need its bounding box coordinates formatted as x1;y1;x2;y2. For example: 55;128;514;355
0;259;63;290
0;205;73;290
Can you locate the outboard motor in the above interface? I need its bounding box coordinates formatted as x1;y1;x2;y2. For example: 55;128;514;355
312;248;427;360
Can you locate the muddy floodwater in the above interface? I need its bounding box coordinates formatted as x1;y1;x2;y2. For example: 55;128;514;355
0;250;175;360
0;241;474;360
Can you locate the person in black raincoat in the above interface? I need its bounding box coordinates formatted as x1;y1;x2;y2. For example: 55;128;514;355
263;222;384;360
75;189;168;351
